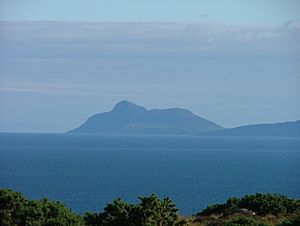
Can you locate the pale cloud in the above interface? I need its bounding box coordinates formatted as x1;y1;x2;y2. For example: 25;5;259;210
0;84;136;98
0;21;299;60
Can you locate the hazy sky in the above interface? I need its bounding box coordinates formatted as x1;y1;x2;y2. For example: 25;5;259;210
1;0;300;26
0;1;300;132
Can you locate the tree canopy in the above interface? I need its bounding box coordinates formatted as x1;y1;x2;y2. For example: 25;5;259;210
1;189;299;226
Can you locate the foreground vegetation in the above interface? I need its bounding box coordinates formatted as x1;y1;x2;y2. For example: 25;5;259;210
1;189;299;226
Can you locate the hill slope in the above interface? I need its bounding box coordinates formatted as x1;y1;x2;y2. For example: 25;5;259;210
68;100;223;135
209;120;300;137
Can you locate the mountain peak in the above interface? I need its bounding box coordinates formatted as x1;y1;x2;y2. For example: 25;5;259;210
112;100;147;114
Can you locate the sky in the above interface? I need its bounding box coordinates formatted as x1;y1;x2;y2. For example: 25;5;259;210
1;0;300;26
0;0;300;132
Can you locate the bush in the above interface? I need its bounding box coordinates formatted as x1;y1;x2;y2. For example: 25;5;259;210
84;198;133;226
132;194;180;226
0;189;83;226
198;193;300;217
226;216;269;226
238;193;298;216
1;188;299;226
277;215;300;226
0;189;28;226
85;194;185;226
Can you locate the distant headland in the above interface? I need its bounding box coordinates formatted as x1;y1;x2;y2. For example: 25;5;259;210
68;100;300;137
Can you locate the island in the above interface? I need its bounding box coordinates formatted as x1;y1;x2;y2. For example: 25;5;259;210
68;100;224;135
68;100;300;137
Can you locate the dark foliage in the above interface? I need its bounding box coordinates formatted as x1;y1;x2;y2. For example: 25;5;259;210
225;216;269;226
277;215;300;226
1;188;299;226
0;188;83;226
198;193;300;217
84;194;186;226
84;198;133;226
1;189;185;226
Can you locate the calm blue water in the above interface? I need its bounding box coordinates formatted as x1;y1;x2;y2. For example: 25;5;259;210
0;133;299;215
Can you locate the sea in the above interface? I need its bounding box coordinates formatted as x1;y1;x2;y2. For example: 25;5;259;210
0;133;299;215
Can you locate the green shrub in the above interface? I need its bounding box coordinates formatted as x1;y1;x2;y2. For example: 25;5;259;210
238;193;299;216
84;198;133;226
226;216;269;226
277;215;300;226
1;188;299;226
198;193;300;217
0;189;83;226
132;194;180;226
85;194;185;226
